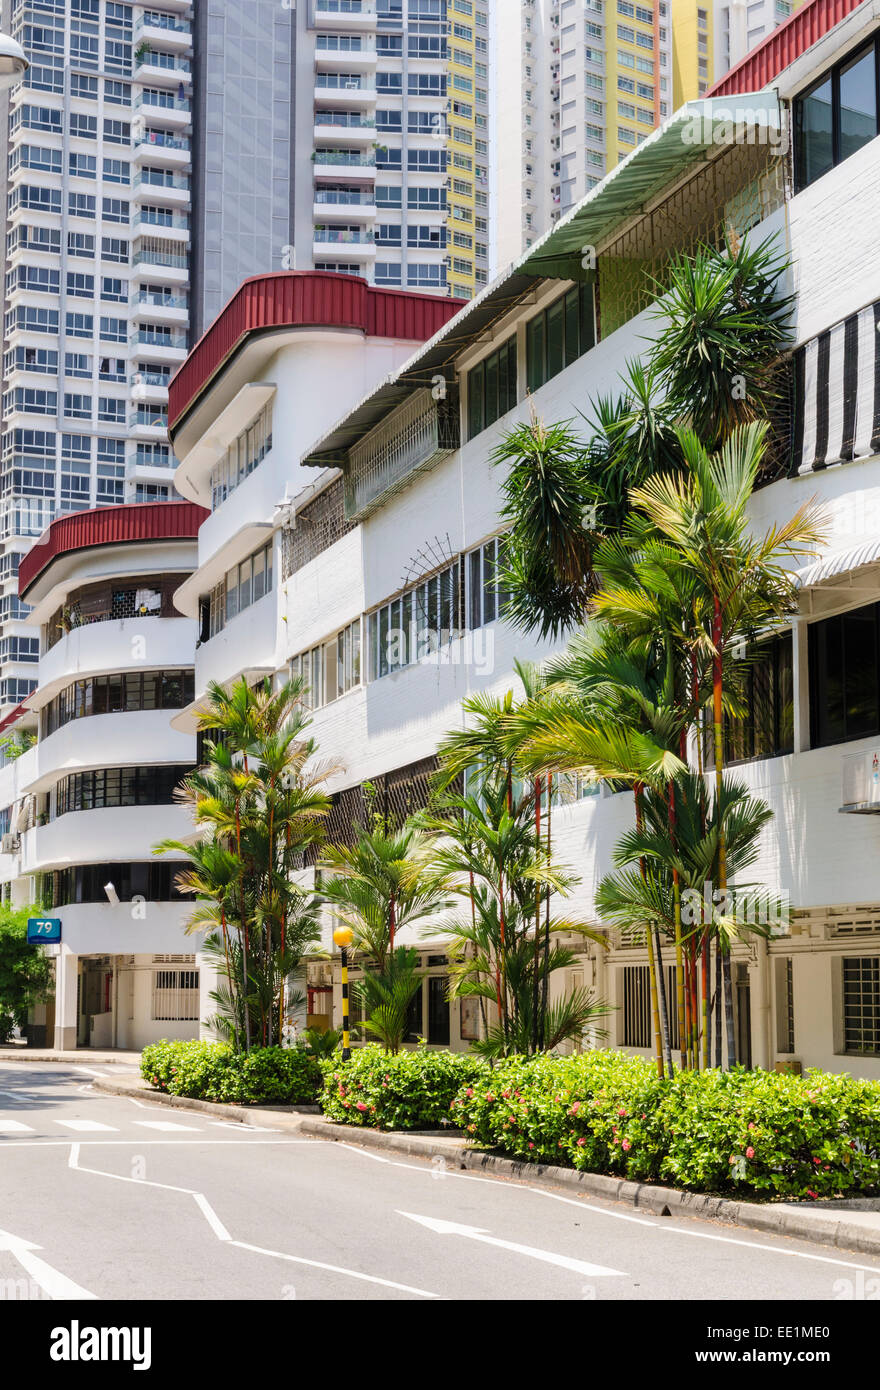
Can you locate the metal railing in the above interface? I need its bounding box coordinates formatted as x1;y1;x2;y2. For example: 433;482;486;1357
314;227;375;244
314;189;375;205
313;150;376;166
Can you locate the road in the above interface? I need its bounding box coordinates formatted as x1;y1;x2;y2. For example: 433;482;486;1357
0;1061;876;1302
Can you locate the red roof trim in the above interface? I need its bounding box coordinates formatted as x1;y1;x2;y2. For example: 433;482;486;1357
168;271;467;437
19;501;208;599
0;700;30;734
707;0;868;97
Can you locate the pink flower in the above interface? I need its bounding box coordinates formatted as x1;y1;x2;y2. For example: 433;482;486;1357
813;1156;821;1165
617;1108;627;1118
485;1093;495;1102
622;1139;632;1152
577;1138;586;1147
355;1101;367;1112
748;1122;756;1130
465;1088;473;1098
570;1101;580;1114
746;1146;755;1160
467;1124;476;1133
806;1188;818;1200
528;1142;535;1149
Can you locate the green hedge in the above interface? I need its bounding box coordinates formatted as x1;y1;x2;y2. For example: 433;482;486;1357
450;1051;880;1199
320;1046;486;1131
141;1040;322;1105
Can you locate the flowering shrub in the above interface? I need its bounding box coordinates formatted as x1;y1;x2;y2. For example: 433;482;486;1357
452;1052;880;1200
141;1040;322;1105
320;1046;486;1130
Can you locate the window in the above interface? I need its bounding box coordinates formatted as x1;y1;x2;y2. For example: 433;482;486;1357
68;193;96;219
467;535;509;629
152;968;200;1022
526;284;595;392
221;542;274;626
795;38;879;193
842;957;880;1055
68;231;96;259
290;618;362;709
56;766;192;818
209;405;273;509
43;671;195;737
621;965;651;1047
102;197;128;224
367;561;462;681
775;957;795;1055
54;863;190;907
809;602;880;747
100;317;126;343
721;633;793;764
467;337;517;439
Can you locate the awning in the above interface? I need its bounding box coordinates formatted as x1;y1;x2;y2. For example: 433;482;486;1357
302;93;783;470
796;537;880;588
791;296;880;476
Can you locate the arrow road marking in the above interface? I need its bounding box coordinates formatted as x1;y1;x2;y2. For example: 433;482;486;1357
0;1227;96;1301
397;1211;627;1278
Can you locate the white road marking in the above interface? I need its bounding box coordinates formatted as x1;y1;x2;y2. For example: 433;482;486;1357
662;1222;880;1270
57;1120;117;1133
66;1141;434;1295
75;1067;111;1078
0;1138;317;1148
0;1119;33;1133
230;1240;440;1298
124;1097;153;1109
133;1121;204;1133
0;1226;96;1301
193;1193;231;1241
397;1210;627;1278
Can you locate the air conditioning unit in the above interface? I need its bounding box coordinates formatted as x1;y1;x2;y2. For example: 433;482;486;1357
1;833;20;855
841;748;880;813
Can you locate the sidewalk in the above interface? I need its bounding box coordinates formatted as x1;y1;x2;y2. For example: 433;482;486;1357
0;1047;141;1066
90;1072;880;1260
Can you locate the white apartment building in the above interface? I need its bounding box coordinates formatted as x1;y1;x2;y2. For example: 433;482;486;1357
166;0;880;1076
0;0;194;716
0;498;203;1049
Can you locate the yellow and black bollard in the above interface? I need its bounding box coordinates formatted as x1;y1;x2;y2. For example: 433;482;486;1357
333;926;354;1061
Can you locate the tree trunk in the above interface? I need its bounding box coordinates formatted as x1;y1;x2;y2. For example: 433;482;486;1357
714;942;723;1067
654;926;673;1077
722;949;737;1070
646;917;665;1078
532;779;542;1054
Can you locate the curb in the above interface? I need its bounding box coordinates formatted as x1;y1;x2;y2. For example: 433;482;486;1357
91;1076;880;1258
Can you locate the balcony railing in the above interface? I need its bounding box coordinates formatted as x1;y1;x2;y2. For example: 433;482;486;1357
134;92;191;114
316;36;376;53
133;132;190;152
132;209;190;230
315;112;375;128
315;74;376;91
130;370;172;387
132;248;189;269
133;170;190;191
135;50;192;74
315;0;376;13
130;411;169;429
135;13;192;36
313;150;376;167
314;189;375;205
314;227;375;244
131;450;173;468
131;291;187;311
129;330;188;350
343;388;459;521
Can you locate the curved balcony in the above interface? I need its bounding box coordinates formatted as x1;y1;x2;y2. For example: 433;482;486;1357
20;803;194;876
40;901;195;958
22;711;197;795
39;617;195;699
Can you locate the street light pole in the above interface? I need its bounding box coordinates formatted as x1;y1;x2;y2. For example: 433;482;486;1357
333;926;354;1061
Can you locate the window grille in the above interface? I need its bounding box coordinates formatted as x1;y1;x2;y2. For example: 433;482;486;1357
152;968;199;1021
598;141;786;337
843;957;880;1055
46;575;181;649
281;478;355;580
344;388;459;521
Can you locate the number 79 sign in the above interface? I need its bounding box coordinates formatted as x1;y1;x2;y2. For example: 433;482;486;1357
27;917;61;944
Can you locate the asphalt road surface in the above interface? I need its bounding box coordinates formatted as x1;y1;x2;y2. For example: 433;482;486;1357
0;1061;876;1302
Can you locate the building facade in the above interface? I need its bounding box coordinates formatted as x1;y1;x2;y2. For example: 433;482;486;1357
167;0;880;1077
0;499;204;1050
0;0;195;717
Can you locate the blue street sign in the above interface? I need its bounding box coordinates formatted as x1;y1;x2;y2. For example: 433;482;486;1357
27;917;61;944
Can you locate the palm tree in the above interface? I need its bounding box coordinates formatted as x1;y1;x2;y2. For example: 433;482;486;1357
320;823;451;973
156;676;331;1050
